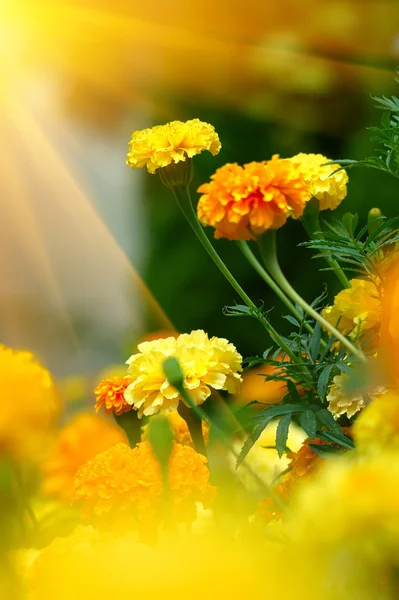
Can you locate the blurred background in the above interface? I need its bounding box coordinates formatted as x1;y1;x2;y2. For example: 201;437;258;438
1;0;399;380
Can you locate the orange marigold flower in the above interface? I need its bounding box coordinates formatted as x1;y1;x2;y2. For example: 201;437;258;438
73;441;215;532
94;376;133;416
197;157;311;240
41;413;127;501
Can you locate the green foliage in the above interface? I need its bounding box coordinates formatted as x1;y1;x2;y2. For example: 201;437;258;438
334;74;399;180
301;212;399;279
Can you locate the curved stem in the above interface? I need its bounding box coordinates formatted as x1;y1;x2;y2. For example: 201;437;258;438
257;231;368;364
171;186;299;363
236;241;315;336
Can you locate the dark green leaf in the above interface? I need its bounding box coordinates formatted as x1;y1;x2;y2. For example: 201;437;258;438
299;410;317;439
316;430;354;449
309;322;322;362
317;364;335;401
275;414;292;458
308;444;346;458
315;409;342;433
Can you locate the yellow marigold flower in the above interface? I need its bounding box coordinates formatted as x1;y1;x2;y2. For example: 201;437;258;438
322;278;381;353
289;152;348;210
326;372;385;419
285;452;399;599
0;345;59;461
126;119;221;174
197;156;311;240
94;376;133;416
41;413;127;501
354;392;399;453
124;330;242;418
73;441;215;532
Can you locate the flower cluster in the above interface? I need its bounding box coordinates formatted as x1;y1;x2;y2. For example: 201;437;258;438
326;372;386;419
73;441;215;532
126;119;221;174
124;330;242;418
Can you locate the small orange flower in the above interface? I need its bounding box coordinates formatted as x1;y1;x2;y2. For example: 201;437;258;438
197;157;311;240
94;376;133;416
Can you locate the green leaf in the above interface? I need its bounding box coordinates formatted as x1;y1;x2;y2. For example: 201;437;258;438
316;430;354;449
315;409;341;434
342;213;359;237
275;414;292;458
317;364;335;401
237;404;306;468
299;410;317;439
308;444;346;458
309;322;322;362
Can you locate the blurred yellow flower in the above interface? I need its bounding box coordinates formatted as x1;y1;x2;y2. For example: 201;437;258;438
124;330;242;418
286;452;399;599
289;153;348;210
354;391;399;452
94;376;133;416
197;157;311;240
27;526;268;600
42;413;127;501
326;372;385;419
0;345;59;461
73;441;215;533
126;119;221;174
322;278;381;353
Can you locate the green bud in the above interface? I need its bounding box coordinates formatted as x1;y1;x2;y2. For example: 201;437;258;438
147;416;174;472
163;356;184;388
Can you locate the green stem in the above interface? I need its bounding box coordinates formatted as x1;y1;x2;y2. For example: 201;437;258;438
171;186;299;364
257;231;368;364
236;240;314;336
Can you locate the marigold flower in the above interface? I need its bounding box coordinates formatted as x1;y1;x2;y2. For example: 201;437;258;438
289;153;348;210
41;413;127;501
0;345;59;461
197;157;311;240
354;392;399;452
124;330;242;418
94;376;133;416
322;278;381;353
286;452;399;598
126;119;221;174
326;372;385;419
73;441;215;531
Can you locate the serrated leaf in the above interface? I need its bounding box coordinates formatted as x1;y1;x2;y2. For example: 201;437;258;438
315;409;342;433
308;444;346;458
282;314;300;327
316;430;354;449
276;414;292;458
253;403;307;425
317;364;335;401
309;322;322;362
299;410;317;439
